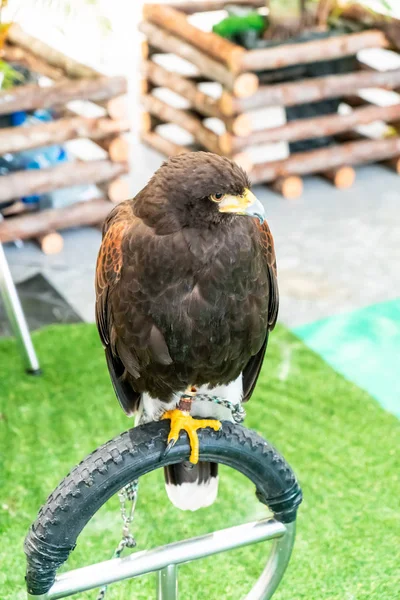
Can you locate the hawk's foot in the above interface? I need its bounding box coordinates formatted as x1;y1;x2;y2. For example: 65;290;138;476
161;409;221;464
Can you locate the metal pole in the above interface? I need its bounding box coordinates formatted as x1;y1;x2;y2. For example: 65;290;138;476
0;241;40;374
36;518;286;599
246;521;296;600
157;565;178;600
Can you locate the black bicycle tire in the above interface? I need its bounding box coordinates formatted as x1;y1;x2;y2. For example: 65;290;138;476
25;420;302;596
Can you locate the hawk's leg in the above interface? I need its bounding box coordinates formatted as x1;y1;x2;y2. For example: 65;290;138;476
162;388;221;464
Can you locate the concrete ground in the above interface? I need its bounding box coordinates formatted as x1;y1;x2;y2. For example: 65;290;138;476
4;144;400;328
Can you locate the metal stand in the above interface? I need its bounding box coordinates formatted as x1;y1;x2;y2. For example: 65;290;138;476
157;565;178;600
0;241;41;374
27;518;296;600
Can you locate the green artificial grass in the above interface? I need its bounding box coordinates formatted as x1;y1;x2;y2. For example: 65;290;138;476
0;323;399;600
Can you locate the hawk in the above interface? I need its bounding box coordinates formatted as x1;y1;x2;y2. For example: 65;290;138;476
95;152;278;510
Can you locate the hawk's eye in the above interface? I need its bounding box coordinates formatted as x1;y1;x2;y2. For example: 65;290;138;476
211;192;224;203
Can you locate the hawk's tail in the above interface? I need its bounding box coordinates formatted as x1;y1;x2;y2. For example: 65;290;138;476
164;462;218;511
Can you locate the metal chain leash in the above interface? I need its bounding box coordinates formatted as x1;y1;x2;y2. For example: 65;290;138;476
193;394;246;423
95;394;243;598
95;480;139;600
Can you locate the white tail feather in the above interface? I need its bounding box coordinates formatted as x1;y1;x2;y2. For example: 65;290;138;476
165;477;219;511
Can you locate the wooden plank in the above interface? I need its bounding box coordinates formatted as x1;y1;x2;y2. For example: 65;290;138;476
226;102;400;151
7;23;102;79
167;0;265;13
250;137;400;183
142;93;227;154
142;59;223;118
143;4;245;72
0;76;127;116
141;130;193;156
139;21;258;97
0;160;128;204
142;60;251;134
0;116;130;155
220;68;400;114
238;29;390;73
0;198;113;244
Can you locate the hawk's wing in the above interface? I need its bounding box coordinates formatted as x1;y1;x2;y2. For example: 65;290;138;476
242;220;279;402
95;201;142;415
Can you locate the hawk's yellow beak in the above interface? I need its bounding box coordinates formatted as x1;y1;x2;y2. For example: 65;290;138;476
218;188;265;223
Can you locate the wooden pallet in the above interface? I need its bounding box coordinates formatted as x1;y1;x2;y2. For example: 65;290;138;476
140;1;400;198
0;24;131;251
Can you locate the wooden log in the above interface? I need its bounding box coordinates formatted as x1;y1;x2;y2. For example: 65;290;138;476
139;21;258;97
1;44;129;122
141;112;164;133
0;160;128;204
249;137;400;183
96;136;129;163
270;176;303;199
0;76;127;116
142;93;227;154
142;60;251;134
7;23;102;79
106;178;131;203
36;231;64;255
339;3;400;30
167;0;266;13
232;152;253;174
0;116;130;155
321;166;356;189
143;4;245;72
0;198;113;244
101;95;129;121
1;44;65;81
219;68;400;115
142;59;223;118
225;102;400;152
140;131;193;156
316;0;335;27
141;78;150;95
383;156;400;174
1;201;35;217
225;114;252;137
237;29;390;73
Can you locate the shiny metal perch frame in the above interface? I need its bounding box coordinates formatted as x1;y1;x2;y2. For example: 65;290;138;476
27;518;296;600
0;239;40;374
25;421;302;600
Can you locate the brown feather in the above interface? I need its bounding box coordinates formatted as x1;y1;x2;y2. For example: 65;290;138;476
95;153;279;413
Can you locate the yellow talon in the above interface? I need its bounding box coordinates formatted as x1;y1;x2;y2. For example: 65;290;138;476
162;408;221;464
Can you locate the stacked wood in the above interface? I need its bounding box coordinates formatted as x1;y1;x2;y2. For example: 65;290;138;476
142;60;251;135
0;160;128;204
142;93;227;155
140;2;400;198
0;116;130;155
167;0;266;12
270;176;303;199
106;178;131;204
250;137;400;183
223;103;400;151
237;30;389;73
385;156;400;174
322;166;356;189
7;23;102;79
0;76;127;116
219;68;400;115
140;131;193;157
36;231;64;255
138;21;258;97
0;197;113;244
0;24;130;251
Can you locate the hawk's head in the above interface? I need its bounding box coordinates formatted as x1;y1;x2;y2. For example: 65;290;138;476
144;152;265;228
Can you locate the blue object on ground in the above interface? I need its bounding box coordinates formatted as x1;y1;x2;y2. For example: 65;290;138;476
294;299;400;418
